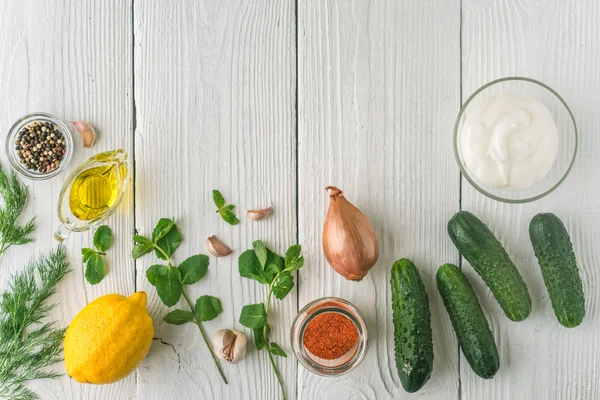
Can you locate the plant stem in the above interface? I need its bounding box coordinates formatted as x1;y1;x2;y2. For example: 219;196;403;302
267;346;287;400
263;271;286;400
152;241;228;383
182;290;228;385
153;245;171;264
0;243;10;256
0;338;17;372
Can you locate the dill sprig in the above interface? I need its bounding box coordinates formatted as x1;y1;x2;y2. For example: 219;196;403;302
0;166;36;256
0;246;71;400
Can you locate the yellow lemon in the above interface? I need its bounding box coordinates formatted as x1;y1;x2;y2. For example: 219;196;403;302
64;292;154;384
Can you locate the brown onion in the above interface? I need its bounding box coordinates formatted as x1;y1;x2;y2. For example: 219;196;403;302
322;186;379;281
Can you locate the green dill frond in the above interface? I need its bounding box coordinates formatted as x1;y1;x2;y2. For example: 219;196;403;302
0;165;36;255
0;246;71;400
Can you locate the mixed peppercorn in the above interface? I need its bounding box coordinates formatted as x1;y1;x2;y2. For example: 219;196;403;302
15;121;67;173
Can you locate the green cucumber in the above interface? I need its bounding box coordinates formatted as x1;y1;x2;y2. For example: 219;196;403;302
391;259;434;393
436;263;499;379
529;213;585;328
448;211;531;321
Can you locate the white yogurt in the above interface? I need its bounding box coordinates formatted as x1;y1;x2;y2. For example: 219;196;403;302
461;93;558;190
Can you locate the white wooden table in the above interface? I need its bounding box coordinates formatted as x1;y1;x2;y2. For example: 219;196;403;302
0;1;598;399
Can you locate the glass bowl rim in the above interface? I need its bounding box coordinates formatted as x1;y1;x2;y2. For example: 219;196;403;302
290;296;368;377
5;112;74;181
453;76;578;204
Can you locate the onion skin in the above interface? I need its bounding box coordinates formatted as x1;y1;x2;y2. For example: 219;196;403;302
322;186;380;281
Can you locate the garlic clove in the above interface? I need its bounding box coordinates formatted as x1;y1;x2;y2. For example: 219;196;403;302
212;329;247;363
206;236;233;257
72;121;96;148
247;205;272;221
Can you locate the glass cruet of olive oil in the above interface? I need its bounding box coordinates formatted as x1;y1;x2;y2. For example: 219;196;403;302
54;149;128;242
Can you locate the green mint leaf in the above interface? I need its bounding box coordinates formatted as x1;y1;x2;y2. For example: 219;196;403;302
85;254;106;285
239;303;267;329
285;245;301;264
238;244;283;284
195;295;223;322
155;223;183;260
269;342;287;357
254;325;270;351
163;309;194;325
239;249;268;284
219;207;239;225
253;240;268;268
154;266;183;307
132;242;154;260
264;263;281;284
146;264;164;286
81;248;96;263
285;245;304;271
179;254;209;285
212;191;240;225
93;225;113;252
287;255;304;271
221;204;235;212
212;190;226;209
264;249;284;283
272;272;294;300
152;218;174;242
133;235;153;245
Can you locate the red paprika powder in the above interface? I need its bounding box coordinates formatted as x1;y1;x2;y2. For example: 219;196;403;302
303;312;358;360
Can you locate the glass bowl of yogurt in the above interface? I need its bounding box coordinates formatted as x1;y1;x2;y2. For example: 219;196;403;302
454;77;577;203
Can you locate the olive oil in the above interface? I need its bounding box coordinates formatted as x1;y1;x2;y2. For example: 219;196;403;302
69;163;127;221
55;149;128;242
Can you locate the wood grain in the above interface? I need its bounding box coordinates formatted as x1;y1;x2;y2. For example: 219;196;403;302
298;1;461;398
133;1;296;399
0;0;134;399
461;1;600;399
0;0;596;398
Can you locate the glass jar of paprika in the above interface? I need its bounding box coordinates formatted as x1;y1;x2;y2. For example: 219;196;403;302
290;297;368;376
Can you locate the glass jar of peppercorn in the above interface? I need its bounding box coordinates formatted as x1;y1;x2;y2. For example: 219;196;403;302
291;297;368;376
6;112;73;180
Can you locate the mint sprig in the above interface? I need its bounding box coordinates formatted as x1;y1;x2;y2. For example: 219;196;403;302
132;218;227;384
238;241;304;400
81;225;113;285
212;190;239;225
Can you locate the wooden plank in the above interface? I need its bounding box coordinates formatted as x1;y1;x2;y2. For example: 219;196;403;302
298;1;460;398
133;1;296;399
0;0;134;399
461;1;600;399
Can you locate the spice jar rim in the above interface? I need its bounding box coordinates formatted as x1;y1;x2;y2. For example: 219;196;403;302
290;297;369;377
6;112;73;181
